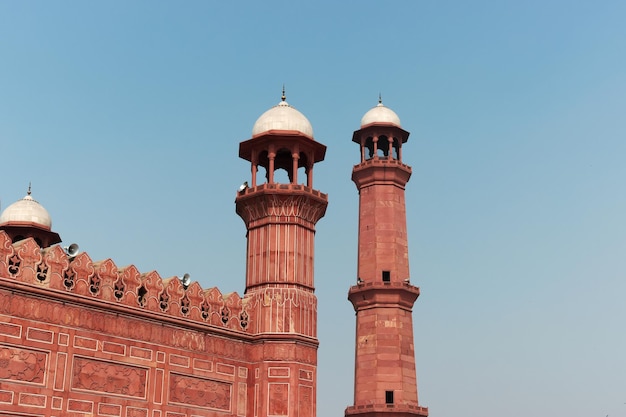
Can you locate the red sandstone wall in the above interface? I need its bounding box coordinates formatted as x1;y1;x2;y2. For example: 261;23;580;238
0;296;251;417
0;232;316;417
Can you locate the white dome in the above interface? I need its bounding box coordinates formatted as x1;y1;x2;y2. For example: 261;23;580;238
361;102;401;128
0;193;52;229
252;99;314;139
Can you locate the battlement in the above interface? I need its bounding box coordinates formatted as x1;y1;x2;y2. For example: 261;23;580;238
0;231;251;335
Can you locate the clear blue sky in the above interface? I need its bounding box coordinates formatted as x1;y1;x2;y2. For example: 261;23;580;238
2;2;625;416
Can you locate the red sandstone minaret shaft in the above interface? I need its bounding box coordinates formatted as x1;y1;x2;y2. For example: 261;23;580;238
236;93;327;417
345;100;428;417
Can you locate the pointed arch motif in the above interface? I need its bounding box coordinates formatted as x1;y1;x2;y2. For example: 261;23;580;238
68;252;95;295
12;238;42;283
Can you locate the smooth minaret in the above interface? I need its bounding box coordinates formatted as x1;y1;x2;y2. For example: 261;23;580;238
345;99;428;417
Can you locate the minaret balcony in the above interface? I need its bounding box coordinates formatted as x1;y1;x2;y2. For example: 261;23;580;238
345;403;429;417
237;182;327;200
235;183;328;231
352;160;412;189
348;281;421;311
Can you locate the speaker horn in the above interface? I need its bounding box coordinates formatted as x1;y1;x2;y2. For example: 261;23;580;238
64;243;80;257
181;273;191;288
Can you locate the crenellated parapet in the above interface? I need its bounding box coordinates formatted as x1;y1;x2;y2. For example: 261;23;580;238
0;231;253;334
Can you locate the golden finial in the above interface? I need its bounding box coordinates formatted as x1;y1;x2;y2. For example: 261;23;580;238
27;182;32;196
282;84;286;102
378;93;382;105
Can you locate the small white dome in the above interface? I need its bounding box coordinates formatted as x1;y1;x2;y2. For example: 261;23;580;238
0;193;52;229
252;99;314;139
361;102;401;128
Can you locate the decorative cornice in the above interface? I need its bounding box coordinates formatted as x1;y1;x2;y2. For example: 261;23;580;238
236;186;328;229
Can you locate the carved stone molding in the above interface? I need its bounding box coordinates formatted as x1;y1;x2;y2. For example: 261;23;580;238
0;290;252;357
237;193;327;228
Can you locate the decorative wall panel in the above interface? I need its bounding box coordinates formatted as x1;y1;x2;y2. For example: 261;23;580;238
168;373;231;411
0;344;47;385
268;383;289;416
72;357;147;399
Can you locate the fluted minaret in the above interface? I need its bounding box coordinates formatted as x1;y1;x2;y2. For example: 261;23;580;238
345;99;428;417
236;92;327;417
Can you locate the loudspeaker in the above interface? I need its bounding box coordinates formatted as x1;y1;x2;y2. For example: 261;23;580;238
64;243;80;257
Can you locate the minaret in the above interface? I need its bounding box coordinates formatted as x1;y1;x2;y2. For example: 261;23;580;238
345;99;428;417
236;91;327;417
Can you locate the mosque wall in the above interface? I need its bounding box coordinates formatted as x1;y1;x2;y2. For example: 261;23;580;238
0;231;316;417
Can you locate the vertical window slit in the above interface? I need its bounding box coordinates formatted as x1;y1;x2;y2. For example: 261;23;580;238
385;390;394;404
